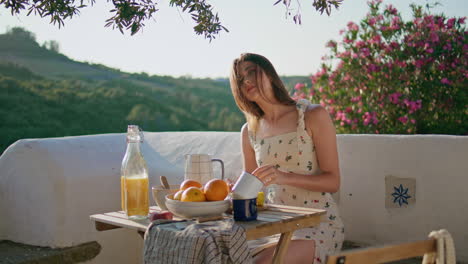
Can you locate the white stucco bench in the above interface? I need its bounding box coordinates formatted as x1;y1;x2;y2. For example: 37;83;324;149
0;132;467;263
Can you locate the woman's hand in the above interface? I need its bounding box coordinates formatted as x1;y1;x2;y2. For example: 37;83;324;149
252;165;286;186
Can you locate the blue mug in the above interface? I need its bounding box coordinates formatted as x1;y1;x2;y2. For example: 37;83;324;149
233;198;257;221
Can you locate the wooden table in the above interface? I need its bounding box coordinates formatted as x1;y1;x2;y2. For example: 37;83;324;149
90;204;325;264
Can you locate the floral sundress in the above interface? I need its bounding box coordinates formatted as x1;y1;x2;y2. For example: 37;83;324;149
247;99;344;264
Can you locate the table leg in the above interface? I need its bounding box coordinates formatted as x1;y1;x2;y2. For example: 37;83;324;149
272;231;293;264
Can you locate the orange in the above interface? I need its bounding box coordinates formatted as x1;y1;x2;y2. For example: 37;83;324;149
181;187;206;202
173;190;183;200
203;179;229;201
179;179;202;191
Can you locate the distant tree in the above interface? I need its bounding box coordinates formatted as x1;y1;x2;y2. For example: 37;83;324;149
43;40;60;53
1;0;342;40
6;26;36;41
126;104;153;122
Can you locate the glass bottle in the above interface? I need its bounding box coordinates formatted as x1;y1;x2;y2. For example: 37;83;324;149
121;125;149;219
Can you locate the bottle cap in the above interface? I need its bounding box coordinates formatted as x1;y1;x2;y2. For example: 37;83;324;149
127;125;143;143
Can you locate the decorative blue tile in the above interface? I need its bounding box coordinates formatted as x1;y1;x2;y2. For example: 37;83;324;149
385;176;416;208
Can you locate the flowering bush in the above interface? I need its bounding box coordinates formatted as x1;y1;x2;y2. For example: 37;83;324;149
294;0;467;134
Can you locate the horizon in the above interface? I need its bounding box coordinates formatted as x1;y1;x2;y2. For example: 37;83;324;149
1;0;466;79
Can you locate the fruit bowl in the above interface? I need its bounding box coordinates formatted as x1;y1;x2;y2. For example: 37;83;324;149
165;194;231;219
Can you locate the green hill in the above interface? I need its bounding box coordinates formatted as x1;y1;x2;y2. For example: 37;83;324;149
0;27;310;154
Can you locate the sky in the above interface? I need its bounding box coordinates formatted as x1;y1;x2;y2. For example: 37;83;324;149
0;0;467;79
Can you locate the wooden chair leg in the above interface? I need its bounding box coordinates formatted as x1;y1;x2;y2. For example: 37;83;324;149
272;231;294;264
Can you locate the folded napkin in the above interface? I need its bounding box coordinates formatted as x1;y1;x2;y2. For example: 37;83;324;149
143;219;252;264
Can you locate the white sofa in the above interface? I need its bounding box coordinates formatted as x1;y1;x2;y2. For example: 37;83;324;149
0;132;467;263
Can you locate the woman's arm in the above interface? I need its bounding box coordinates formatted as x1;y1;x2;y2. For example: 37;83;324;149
253;105;341;193
241;123;258;173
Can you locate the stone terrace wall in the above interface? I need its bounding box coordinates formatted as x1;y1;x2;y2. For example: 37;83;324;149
0;132;466;263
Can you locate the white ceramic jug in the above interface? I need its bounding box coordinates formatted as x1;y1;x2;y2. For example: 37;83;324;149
184;154;224;184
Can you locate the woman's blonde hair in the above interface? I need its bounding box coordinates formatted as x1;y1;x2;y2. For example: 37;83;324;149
229;53;296;133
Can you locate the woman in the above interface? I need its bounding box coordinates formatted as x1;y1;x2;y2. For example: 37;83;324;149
229;53;344;264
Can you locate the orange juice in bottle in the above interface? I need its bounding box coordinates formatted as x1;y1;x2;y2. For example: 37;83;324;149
121;177;149;216
121;125;149;219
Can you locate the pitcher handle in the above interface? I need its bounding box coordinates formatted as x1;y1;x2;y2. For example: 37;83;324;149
211;159;225;180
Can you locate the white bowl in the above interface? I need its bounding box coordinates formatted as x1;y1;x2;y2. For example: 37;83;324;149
165;194;231;219
152;185;179;211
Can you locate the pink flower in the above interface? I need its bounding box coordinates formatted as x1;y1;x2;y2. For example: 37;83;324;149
396;60;407;67
337;51;351;59
363;112;371;126
447;18;456;29
351;96;362;103
415;59;425;68
347;22;359;31
356;41;366;48
398;116;408;124
441;78;451;85
326;40;337;48
391;16;401;28
368;17;377;26
430;32;439;43
367;64;380;73
344;37;353;44
292;92;306;100
360;48;370;57
386;5;398;15
370;35;381;45
405;99;422;113
388;92;402;104
335;111;344;121
363;112;378;126
295;83;305;90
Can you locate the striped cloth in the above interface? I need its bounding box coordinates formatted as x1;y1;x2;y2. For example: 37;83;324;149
143;219;253;264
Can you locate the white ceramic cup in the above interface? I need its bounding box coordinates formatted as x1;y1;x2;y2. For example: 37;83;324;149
232;171;264;199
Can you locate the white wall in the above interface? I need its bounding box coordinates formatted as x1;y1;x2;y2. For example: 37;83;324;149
0;133;466;263
337;135;468;261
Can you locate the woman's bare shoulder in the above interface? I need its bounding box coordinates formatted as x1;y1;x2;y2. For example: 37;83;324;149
304;104;330;122
304;104;332;129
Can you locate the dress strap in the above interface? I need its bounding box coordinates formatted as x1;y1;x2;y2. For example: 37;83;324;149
295;99;310;133
295;99;315;172
247;125;256;148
